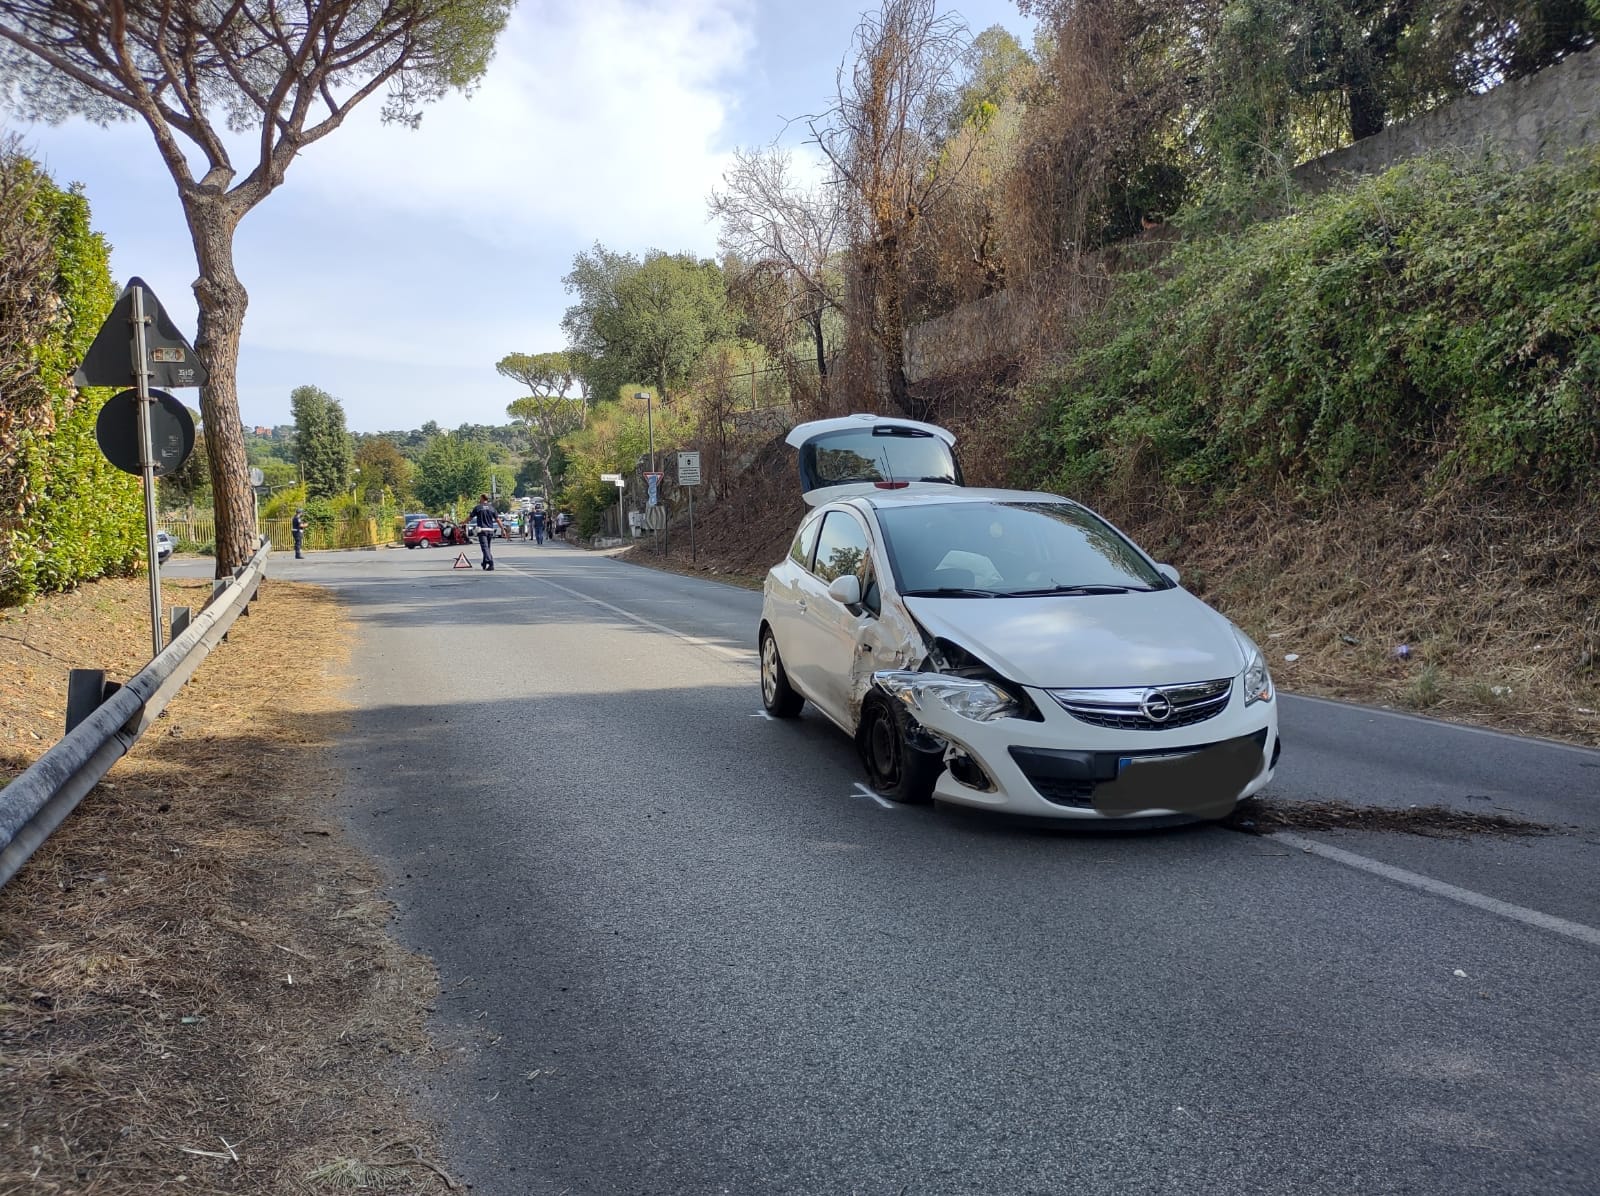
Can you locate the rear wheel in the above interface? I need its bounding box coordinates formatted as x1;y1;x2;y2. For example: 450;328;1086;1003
760;627;804;718
858;695;941;804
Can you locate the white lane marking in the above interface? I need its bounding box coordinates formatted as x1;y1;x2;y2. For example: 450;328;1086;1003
499;563;752;664
1277;832;1600;949
751;710;776;721
852;783;895;809
1281;692;1600;759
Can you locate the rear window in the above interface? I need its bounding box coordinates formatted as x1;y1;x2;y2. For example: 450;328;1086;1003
799;426;961;490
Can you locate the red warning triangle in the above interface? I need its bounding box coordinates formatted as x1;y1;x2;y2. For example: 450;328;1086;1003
452;551;472;569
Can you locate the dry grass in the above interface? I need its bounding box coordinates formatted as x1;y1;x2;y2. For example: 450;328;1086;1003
0;573;451;1194
1096;483;1600;748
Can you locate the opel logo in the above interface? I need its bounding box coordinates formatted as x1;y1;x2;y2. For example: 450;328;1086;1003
1140;689;1174;723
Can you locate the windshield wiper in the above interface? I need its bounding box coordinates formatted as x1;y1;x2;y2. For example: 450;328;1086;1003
1002;584;1152;597
900;587;998;598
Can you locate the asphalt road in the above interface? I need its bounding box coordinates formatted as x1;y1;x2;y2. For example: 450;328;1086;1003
238;541;1599;1195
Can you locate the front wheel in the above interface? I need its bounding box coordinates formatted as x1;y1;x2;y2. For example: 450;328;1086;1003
857;696;942;804
760;627;804;718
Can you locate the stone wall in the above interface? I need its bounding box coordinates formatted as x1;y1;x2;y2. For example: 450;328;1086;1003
1294;45;1600;189
905;46;1600;383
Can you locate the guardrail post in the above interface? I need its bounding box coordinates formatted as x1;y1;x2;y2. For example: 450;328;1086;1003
171;606;192;639
65;670;121;735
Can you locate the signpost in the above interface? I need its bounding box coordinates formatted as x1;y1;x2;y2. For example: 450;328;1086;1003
601;473;625;539
77;278;205;659
677;451;701;563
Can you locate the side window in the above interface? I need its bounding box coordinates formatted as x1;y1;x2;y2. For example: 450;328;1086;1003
789;512;823;569
813;512;871;586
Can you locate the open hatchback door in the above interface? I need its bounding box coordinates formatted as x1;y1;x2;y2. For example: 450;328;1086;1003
787;414;963;506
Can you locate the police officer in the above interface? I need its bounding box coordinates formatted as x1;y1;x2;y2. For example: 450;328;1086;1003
470;494;498;571
291;508;307;559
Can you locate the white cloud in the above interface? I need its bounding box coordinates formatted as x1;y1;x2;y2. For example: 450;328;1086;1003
291;0;753;255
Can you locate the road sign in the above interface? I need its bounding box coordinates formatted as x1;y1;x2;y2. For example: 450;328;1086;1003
677;451;702;487
75;277;207;390
643;505;666;531
645;471;664;508
613;478;626;488
95;389;195;477
249;467;265;488
600;472;623;482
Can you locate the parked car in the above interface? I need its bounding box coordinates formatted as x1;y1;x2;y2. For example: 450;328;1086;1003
154;529;175;563
757;414;1280;823
404;518;451;548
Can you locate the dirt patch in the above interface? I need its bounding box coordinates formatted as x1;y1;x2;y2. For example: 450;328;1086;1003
1225;796;1551;838
0;573;451;1193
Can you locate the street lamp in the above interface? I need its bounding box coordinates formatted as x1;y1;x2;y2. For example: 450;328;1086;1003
635;390;655;472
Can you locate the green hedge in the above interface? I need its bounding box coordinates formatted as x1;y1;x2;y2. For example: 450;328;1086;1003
1031;148;1600;499
0;153;142;606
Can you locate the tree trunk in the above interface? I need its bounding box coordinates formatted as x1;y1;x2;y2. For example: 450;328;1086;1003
1348;80;1386;141
186;198;256;576
875;241;920;420
810;307;828;381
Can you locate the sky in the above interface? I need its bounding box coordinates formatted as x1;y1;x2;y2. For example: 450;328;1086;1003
4;0;1034;434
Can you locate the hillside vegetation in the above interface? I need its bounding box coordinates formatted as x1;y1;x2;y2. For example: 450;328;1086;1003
1029;149;1600;499
1001;149;1599;741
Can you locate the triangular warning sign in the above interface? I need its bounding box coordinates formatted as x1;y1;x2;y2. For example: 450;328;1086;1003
75;276;207;390
452;551;472;569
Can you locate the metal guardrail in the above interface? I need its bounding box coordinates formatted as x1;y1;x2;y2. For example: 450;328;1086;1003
0;537;271;889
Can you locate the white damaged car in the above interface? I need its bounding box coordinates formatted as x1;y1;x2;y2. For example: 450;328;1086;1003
758;414;1280;822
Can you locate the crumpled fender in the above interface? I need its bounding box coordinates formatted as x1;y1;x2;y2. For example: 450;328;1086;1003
845;602;929;727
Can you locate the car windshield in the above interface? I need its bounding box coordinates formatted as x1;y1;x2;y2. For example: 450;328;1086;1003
875;501;1170;596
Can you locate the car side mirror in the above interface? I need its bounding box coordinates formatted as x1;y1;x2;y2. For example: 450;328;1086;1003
827;574;862;607
1157;563;1181;585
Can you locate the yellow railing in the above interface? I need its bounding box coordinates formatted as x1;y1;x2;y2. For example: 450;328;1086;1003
161;514;403;552
261;517;401;551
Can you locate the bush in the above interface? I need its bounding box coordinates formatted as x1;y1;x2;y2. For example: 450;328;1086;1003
0;148;142;606
1031;148;1600;500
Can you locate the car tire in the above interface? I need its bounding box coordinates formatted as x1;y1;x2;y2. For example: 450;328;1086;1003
760;627;804;718
857;695;941;804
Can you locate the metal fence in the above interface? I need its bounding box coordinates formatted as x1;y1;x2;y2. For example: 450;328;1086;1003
158;514;216;545
159;515;402;551
260;517;401;551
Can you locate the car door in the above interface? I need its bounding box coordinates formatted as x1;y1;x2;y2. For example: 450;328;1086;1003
791;509;878;728
768;509;823;663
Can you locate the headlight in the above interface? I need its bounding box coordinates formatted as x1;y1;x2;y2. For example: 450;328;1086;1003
1234;630;1274;706
874;671;1020;722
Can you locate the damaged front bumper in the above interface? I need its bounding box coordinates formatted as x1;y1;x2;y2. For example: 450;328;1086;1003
873;671;1279;821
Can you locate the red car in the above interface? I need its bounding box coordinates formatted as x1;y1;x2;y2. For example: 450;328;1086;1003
404;518;469;548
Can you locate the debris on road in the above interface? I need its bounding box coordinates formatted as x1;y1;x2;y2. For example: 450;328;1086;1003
1225;797;1550;838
